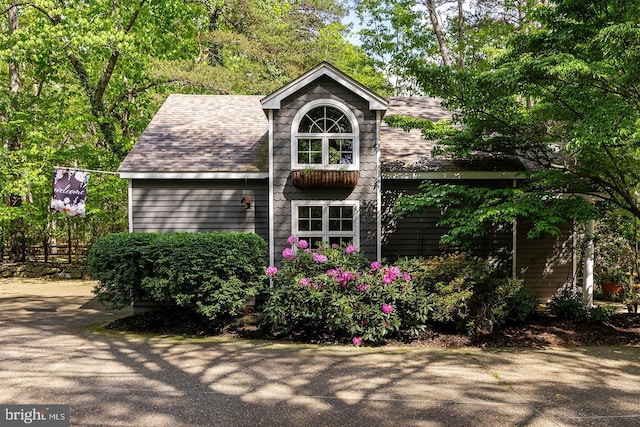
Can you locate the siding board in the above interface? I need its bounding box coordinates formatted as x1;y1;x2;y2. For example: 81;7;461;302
131;179;268;241
516;221;574;302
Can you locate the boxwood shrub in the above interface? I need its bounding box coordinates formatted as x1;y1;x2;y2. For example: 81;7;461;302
88;232;267;322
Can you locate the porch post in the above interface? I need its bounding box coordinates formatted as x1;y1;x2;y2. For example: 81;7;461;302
583;219;595;305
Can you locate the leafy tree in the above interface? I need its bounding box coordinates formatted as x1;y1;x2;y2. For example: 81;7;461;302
389;0;640;244
1;0;386;261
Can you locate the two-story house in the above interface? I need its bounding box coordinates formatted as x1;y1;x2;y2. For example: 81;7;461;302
119;62;580;302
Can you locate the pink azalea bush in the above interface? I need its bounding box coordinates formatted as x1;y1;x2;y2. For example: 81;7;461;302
261;237;431;345
262;244;538;344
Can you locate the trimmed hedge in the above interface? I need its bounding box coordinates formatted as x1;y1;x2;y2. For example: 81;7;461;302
88;232;267;321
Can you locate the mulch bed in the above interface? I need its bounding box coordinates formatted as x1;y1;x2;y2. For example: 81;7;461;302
104;310;640;348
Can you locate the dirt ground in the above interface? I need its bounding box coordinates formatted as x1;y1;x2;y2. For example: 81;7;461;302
4;278;640;348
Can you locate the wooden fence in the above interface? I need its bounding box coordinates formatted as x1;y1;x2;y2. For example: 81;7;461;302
1;243;87;264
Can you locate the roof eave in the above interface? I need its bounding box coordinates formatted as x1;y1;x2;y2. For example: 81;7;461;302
119;171;269;179
260;62;388;111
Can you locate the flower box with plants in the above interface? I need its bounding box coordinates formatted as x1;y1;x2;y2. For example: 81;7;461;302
290;169;359;189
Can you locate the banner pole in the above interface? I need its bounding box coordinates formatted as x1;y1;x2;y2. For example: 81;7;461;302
54;166;120;175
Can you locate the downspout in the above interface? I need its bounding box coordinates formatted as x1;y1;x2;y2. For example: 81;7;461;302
268;110;275;270
376;110;382;262
128;180;133;232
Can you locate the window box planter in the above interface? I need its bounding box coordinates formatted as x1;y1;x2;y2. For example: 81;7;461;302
290;170;359;189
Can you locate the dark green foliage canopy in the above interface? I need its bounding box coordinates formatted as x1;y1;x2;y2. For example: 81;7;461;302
389;0;640;244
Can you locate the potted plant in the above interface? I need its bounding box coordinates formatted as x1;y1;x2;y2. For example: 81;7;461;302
600;270;627;299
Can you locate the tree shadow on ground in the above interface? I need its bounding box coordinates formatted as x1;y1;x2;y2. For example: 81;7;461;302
1;280;640;426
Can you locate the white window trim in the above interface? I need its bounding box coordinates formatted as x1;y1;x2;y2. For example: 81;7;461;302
291;200;360;248
291;99;360;171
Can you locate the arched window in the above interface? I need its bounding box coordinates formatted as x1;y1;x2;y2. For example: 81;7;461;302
291;100;358;170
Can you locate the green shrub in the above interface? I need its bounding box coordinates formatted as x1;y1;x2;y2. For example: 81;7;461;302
406;253;538;334
261;239;431;344
547;286;590;320
548;286;616;323
261;240;536;344
88;232;267;322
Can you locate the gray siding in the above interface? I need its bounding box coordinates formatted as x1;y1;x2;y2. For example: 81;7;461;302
516;221;574;302
381;180;513;269
271;76;379;260
131;179;268;241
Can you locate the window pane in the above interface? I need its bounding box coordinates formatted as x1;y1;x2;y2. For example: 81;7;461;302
299;108;325;133
299;106;353;134
329;206;353;231
325;107;352;133
329;139;353;164
311;219;323;231
299;206;323;232
297;139;322;164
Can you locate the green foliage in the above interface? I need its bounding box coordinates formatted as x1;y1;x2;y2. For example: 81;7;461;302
394;181;595;246
391;0;640;241
88;232;267;322
261;240;417;344
407;253;538;334
1;0;383;261
548;286;615;324
262;241;537;344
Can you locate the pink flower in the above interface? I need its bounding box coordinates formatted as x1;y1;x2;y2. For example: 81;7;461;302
265;266;278;276
389;266;401;275
382;303;394;314
370;261;381;270
299;278;310;286
287;235;298;245
345;245;357;254
382;275;394;284
297;239;309;249
357;283;367;292
352;336;363;346
341;271;354;282
403;273;412;282
282;248;295;260
313;253;328;263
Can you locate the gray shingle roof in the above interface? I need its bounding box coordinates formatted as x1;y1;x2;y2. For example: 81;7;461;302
120;94;530;174
119;95;268;173
381;97;529;173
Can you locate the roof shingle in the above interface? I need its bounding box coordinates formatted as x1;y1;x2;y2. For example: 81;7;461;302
120;94;531;174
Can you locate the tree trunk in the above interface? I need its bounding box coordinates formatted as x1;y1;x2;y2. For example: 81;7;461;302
6;3;26;262
456;0;464;69
8;4;20;100
425;0;452;67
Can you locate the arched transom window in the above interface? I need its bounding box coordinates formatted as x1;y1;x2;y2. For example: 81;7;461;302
292;101;358;170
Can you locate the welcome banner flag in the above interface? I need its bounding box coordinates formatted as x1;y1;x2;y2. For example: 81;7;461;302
51;168;90;217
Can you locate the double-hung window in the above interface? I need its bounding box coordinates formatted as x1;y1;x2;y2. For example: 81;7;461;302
292;200;359;248
292;100;359;170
